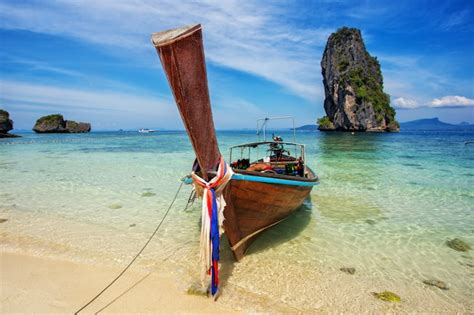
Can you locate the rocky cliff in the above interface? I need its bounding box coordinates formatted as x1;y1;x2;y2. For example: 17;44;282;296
33;114;91;133
0;109;20;138
319;27;399;132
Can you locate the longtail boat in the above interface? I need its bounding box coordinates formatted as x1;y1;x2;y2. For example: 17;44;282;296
151;24;319;264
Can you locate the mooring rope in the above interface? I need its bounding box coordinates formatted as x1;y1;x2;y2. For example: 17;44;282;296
74;181;184;314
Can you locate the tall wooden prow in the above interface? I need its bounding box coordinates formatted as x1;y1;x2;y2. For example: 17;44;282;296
151;24;220;180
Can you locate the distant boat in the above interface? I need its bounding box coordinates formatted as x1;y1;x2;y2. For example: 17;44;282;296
151;24;319;261
138;128;157;133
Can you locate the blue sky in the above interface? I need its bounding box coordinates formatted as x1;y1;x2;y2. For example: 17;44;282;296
0;0;473;130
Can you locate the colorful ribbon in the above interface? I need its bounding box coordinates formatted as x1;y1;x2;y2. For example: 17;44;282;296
191;157;233;296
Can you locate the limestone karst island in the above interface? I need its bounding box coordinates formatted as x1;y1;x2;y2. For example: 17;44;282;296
33;114;91;133
319;27;399;132
0;109;20;138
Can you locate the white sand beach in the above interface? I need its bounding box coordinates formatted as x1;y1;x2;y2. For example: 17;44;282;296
0;252;236;314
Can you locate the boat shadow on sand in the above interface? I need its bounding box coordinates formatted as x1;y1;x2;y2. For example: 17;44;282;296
218;197;313;289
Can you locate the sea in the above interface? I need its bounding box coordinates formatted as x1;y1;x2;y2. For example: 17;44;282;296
1;129;473;312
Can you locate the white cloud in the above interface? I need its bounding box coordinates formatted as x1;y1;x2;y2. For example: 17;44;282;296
430;95;474;108
1;0;472;121
0;79;270;129
441;9;471;31
212;98;266;129
1;56;86;78
0;80;173;114
393;97;419;109
0;0;331;101
378;53;453;100
0;79;181;129
393;95;474;109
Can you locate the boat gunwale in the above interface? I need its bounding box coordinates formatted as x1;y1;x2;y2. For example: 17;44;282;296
232;173;319;187
233;167;319;183
229;141;306;149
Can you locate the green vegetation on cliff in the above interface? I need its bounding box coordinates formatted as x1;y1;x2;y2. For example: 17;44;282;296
317;116;335;130
36;114;64;124
345;65;395;124
0;109;8;117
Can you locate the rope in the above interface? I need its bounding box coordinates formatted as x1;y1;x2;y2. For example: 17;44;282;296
74;181;184;314
230;216;288;251
183;189;197;211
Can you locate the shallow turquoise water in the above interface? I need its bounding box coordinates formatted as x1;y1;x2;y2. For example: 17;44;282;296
1;130;473;312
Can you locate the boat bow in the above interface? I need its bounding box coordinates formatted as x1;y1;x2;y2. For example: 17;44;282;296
152;24;220;179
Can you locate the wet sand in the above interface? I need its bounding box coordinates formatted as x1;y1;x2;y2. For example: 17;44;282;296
2;250;472;314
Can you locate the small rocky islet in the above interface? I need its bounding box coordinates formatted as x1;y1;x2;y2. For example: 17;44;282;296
318;27;399;132
33;114;91;133
0;109;20;138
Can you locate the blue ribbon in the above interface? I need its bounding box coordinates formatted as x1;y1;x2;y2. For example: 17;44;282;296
210;188;219;295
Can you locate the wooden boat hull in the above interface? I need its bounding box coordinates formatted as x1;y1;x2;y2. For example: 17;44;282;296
222;169;318;261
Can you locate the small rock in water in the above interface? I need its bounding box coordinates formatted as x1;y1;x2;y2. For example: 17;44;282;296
340;267;356;275
446;238;471;252
141;192;156;197
423;279;449;290
108;203;123;209
129;223;136;227
0;218;8;223
365;219;376;225
372;291;401;302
